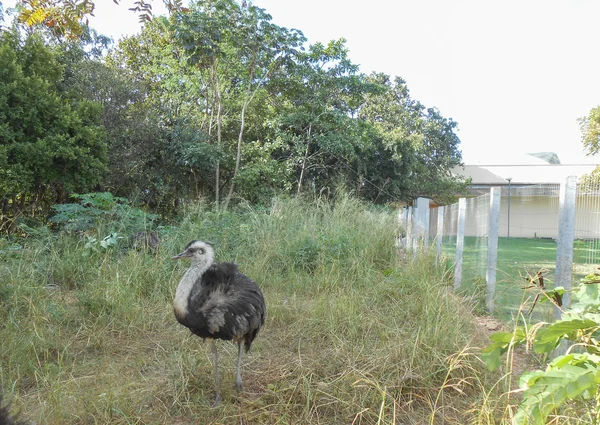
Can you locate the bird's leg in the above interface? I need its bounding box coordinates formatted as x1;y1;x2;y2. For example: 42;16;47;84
234;340;244;393
211;339;222;407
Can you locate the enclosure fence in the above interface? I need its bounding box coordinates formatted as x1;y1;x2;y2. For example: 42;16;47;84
402;176;600;320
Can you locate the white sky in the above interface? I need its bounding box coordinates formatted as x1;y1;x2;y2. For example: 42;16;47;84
4;0;600;165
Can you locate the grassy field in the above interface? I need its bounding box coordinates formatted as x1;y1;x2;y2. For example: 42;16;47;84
1;196;499;425
443;236;600;320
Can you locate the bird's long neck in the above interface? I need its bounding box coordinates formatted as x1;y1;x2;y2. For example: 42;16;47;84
174;256;213;319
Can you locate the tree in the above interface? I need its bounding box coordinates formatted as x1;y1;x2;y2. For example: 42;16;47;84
173;0;239;209
13;0;185;39
221;3;303;209
578;105;600;189
174;0;304;209
0;29;106;230
271;39;368;195
357;73;468;204
579;105;600;157
104;16;208;213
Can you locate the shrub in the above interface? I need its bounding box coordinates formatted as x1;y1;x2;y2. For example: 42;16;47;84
50;192;158;235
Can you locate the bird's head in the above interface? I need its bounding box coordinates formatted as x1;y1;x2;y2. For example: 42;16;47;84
171;240;215;267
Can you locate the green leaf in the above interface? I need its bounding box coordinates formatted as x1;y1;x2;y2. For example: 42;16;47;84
533;319;598;354
489;329;526;343
482;328;527;371
481;342;505;371
538;287;564;305
515;354;600;425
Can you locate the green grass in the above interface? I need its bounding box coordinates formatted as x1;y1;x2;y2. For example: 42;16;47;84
1;195;492;425
443;236;600;320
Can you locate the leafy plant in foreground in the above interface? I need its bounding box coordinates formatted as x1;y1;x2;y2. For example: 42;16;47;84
82;232;122;257
483;271;600;424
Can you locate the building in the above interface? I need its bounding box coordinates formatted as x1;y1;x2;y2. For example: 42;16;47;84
451;154;598;239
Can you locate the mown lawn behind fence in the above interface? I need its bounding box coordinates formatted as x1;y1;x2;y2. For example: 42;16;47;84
443;236;600;320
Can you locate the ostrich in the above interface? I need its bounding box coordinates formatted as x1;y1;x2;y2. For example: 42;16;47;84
171;240;265;405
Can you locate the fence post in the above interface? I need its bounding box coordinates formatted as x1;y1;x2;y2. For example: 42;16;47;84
399;205;408;250
406;206;413;251
486;188;501;313
413;197;429;250
454;197;467;290
425;205;431;249
436;206;445;264
555;175;577;320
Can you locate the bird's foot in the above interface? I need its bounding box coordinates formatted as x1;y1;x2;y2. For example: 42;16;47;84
234;379;243;393
211;393;223;408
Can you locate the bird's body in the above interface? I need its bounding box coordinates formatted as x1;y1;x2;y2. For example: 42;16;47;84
171;240;265;405
174;261;264;349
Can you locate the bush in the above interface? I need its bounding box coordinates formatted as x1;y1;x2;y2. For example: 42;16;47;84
50;192;158;235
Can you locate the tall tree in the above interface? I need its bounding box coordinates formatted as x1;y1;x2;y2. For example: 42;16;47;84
105;17;207;212
174;0;304;209
357;73;467;204
578;105;600;189
272;39;368;194
222;2;303;209
174;0;238;209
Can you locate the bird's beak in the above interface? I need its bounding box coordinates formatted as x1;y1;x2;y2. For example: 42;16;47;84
171;251;190;260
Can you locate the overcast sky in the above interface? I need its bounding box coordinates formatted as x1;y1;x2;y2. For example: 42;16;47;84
5;0;600;165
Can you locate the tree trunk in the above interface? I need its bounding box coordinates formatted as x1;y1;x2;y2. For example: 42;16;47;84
297;123;312;194
223;65;256;211
213;61;222;211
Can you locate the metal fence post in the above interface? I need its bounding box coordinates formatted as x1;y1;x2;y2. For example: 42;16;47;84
454;197;467;290
425;204;431;249
436;206;445;264
555;175;577;320
486;188;501;313
406;206;413;251
414;197;429;250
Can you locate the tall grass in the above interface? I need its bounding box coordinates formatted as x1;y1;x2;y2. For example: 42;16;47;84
1;195;491;424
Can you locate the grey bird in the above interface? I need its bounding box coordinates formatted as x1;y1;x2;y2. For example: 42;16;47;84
171;240;265;406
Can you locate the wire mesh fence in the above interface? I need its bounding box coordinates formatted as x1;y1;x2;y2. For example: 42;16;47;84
574;180;600;277
440;203;458;252
405;177;600;322
495;184;561;320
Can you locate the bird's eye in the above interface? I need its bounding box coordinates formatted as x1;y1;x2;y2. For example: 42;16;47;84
199;248;205;254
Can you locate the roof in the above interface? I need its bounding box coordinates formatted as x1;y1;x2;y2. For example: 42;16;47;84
455;164;599;185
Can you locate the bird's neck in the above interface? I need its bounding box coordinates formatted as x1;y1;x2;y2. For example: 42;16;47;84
174;259;212;319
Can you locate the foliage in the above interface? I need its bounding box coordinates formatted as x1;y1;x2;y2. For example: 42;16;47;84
483;271;600;424
0;29;106;230
104;17;205;213
578;105;600;195
271;38;368;195
13;0;185;38
50;192;158;234
579;105;600;157
580;166;600;192
3;0;468;228
358;73;469;204
82;232;121;256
